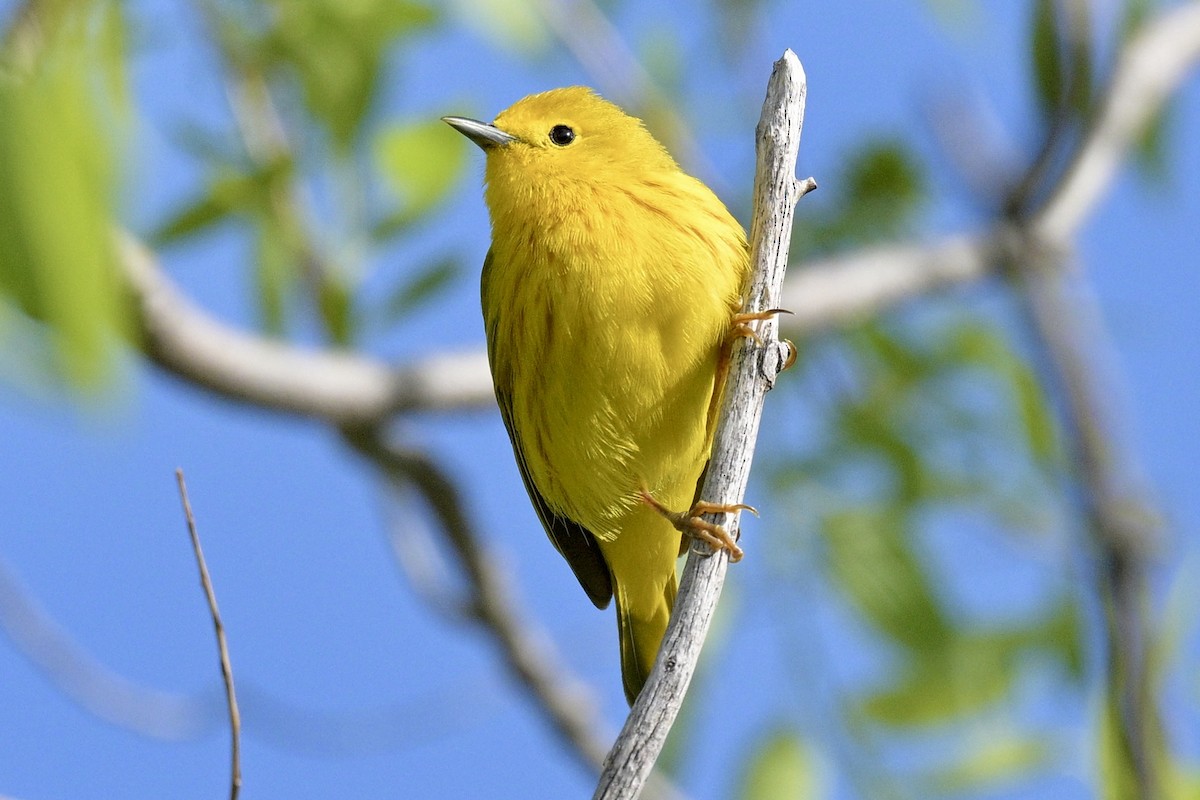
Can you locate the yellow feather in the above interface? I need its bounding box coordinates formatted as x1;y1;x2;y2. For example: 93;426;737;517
447;87;748;704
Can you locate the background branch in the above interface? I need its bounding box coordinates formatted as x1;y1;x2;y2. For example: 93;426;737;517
120;230;494;421
991;5;1200;792
1035;1;1200;241
341;425;614;773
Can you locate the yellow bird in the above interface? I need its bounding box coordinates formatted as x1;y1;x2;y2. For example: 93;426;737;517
445;87;749;704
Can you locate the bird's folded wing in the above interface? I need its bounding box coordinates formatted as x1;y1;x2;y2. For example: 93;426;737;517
482;250;613;609
494;389;614;609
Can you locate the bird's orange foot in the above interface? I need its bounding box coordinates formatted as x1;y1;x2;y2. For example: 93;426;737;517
730;308;794;344
638;489;757;563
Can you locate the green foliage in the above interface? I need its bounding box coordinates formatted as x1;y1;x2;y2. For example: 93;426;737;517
793;139;926;256
824;507;951;650
1132;102;1173;186
1031;0;1064;117
738;730;823;800
923;731;1057;794
380;257;462;323
149;0;466;341
152;160;293;246
1029;0;1094;122
449;0;550;53
1119;0;1153;40
376;117;470;228
262;0;439;150
0;0;130;390
943;322;1060;467
772;308;1081;794
254;216;291;334
859;620;1078;726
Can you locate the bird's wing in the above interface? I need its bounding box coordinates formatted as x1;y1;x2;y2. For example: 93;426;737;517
482;250;614;610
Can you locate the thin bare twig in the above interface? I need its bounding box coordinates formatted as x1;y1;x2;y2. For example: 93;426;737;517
594;50;814;800
176;469;242;800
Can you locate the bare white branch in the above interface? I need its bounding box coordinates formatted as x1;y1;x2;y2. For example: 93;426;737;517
1036;2;1200;241
592;50;813;800
782;233;995;333
119;231;494;422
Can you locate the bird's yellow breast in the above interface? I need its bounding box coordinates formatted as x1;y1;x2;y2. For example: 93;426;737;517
483;163;747;539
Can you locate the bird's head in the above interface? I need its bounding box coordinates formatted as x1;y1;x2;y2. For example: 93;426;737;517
443;87;678;201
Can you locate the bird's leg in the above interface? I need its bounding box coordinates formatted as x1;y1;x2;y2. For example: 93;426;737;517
729;309;798;371
638;488;756;563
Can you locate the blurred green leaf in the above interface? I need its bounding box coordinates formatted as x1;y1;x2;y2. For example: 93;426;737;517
449;0;549;53
792;138;925;254
318;275;354;345
1119;0;1152;40
860;634;1019;726
640;26;683;92
376;118;468;219
839;404;926;502
264;0;439;149
1132;101;1172;186
1098;691;1141;800
1164;764;1200;800
738;730;821;800
1007;351;1058;464
1031;0;1064;117
944;321;1061;466
823;507;951;650
856;324;935;389
924;732;1056;794
1060;0;1095;120
840;140;925;240
0;0;130;389
152;161;290;245
1036;598;1085;679
254;218;290;334
844;141;924;214
382;257;461;322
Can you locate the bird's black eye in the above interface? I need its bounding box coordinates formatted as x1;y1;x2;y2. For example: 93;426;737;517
549;124;576;146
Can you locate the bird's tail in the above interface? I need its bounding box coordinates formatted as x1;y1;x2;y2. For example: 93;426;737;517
616;567;678;705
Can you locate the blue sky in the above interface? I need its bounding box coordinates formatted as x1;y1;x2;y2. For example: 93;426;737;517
1;1;1198;798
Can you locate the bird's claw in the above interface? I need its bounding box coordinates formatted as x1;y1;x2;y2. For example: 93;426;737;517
730;308;793;344
781;339;798;371
638;489;750;562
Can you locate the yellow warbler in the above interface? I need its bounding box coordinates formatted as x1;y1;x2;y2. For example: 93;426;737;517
445;87;748;704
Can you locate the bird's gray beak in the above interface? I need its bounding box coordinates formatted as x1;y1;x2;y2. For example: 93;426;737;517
442;116;518;150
